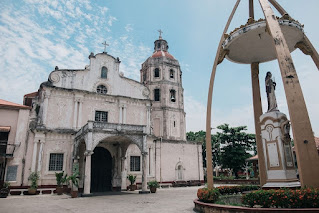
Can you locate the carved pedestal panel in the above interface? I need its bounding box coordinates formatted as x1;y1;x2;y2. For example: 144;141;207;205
260;111;300;188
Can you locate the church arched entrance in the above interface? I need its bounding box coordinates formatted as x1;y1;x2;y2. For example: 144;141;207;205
91;147;112;192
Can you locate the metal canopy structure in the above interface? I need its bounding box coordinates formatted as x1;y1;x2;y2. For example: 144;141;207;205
205;0;319;189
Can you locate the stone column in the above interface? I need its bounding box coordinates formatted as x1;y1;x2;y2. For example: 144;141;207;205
42;91;50;126
77;100;83;128
83;150;93;195
73;100;78;128
139;136;149;194
37;140;45;174
121;156;127;190
119;106;123;123
146;104;151;134
141;151;148;192
259;0;319;187
31;139;39;172
251;62;267;186
123;106;127;124
148;146;153;176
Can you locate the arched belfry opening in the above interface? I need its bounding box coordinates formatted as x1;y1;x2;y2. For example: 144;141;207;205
205;0;319;189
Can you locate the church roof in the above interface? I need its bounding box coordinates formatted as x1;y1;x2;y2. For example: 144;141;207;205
24;91;38;98
0;99;31;109
151;50;175;59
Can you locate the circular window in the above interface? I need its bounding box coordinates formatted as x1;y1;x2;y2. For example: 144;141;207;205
97;85;107;94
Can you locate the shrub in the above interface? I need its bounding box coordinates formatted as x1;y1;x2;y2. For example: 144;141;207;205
217;185;259;195
197;188;220;203
242;188;319;208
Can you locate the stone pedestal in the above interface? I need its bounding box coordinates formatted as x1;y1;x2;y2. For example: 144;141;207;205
259;111;300;188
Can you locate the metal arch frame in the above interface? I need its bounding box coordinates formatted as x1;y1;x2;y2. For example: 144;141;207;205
205;0;319;189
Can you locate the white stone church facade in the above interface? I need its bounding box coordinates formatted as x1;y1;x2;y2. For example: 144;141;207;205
3;36;204;194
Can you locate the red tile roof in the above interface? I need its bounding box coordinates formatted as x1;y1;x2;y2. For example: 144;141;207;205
24;91;38;98
0;99;31;110
151;50;175;59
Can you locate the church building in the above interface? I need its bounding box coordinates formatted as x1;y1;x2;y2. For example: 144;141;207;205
1;35;204;194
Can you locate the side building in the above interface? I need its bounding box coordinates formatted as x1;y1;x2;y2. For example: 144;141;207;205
1;36;203;194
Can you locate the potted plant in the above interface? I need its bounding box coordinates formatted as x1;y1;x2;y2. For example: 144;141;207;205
28;172;39;195
67;173;79;198
55;171;67;195
0;182;11;198
67;164;79;198
148;180;159;193
127;174;137;191
61;173;69;193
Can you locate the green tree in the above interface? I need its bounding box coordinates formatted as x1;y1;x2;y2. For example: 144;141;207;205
186;130;221;168
216;124;256;178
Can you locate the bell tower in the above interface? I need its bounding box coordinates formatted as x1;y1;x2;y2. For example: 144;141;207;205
140;32;186;141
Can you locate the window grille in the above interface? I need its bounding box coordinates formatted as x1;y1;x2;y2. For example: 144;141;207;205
95;111;108;122
130;156;140;171
49;153;64;171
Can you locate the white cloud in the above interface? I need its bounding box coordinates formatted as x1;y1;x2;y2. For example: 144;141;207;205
125;24;133;32
0;1;153;105
108;16;117;26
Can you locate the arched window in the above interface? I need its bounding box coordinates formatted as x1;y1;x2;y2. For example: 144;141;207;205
170;90;176;102
101;67;107;78
177;165;183;180
175;162;184;180
154;68;160;78
170;69;174;79
97;85;107;94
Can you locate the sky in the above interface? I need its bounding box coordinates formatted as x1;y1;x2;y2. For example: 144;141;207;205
0;0;319;135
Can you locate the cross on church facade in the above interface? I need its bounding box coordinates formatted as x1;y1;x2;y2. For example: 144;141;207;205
102;41;109;52
158;29;163;39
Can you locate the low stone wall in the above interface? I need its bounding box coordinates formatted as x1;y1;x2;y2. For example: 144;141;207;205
193;199;319;213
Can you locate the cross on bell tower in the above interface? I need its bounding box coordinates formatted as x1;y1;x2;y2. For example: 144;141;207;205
158;29;163;39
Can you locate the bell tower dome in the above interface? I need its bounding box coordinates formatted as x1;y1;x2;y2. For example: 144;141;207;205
140;32;186;141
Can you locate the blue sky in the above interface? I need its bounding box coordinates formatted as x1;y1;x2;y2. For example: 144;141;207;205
0;0;319;135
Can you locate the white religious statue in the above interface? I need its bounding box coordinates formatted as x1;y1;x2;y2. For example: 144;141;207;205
265;72;278;112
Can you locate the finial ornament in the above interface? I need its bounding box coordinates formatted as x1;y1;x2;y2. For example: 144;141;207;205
158;29;163;39
102;41;109;53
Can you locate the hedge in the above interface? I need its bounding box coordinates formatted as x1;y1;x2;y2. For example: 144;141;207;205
242;188;319;208
197;185;260;203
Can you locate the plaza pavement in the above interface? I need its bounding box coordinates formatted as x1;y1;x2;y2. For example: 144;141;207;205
1;186;206;213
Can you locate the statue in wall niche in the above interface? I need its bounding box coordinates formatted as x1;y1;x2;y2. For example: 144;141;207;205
265;72;278;112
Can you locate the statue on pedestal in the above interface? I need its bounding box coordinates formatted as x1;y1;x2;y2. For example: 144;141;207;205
265;72;278;112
